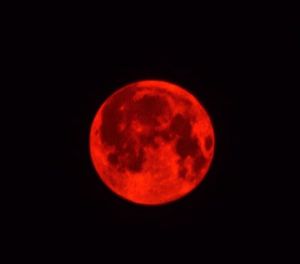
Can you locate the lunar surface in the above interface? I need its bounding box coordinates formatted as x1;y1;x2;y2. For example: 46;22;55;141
90;80;215;205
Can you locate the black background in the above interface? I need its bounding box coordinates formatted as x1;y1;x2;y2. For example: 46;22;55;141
27;7;298;257
70;31;242;229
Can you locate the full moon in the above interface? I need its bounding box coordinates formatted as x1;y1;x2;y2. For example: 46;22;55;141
90;80;215;205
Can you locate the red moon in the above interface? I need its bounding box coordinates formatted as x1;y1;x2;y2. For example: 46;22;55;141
90;80;215;205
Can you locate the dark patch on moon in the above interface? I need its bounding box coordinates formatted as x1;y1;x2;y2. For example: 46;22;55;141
108;152;119;165
100;89;172;173
176;136;199;159
178;166;187;179
133;94;170;126
100;88;135;147
205;135;213;151
126;148;145;172
168;112;207;180
193;154;206;174
169;114;192;136
169;113;199;159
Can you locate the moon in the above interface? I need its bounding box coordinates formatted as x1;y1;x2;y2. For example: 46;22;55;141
90;80;215;205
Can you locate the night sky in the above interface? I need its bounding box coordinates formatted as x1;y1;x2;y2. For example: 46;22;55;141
66;38;243;245
34;9;297;256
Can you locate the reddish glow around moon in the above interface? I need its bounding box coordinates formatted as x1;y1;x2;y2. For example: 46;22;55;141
90;80;215;205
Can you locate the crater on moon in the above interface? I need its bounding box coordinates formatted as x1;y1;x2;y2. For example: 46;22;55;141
90;80;215;205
